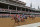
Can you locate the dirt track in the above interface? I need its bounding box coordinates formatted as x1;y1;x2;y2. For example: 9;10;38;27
0;17;40;27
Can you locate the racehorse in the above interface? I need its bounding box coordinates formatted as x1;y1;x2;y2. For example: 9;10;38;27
11;14;20;26
29;15;35;20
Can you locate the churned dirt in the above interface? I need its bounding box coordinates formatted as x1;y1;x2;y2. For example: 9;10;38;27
0;17;40;27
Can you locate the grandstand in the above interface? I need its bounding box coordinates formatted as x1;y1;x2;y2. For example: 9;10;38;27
0;0;40;17
0;0;40;27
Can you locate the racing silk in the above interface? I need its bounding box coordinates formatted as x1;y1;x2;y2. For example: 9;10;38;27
18;15;21;21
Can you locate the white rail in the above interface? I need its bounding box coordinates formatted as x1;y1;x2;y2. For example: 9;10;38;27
16;22;40;27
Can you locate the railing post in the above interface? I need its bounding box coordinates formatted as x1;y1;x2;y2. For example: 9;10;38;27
25;8;26;12
21;8;22;12
8;5;9;10
16;6;17;12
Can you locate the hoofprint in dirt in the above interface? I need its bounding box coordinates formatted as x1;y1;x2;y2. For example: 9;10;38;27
16;22;40;27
